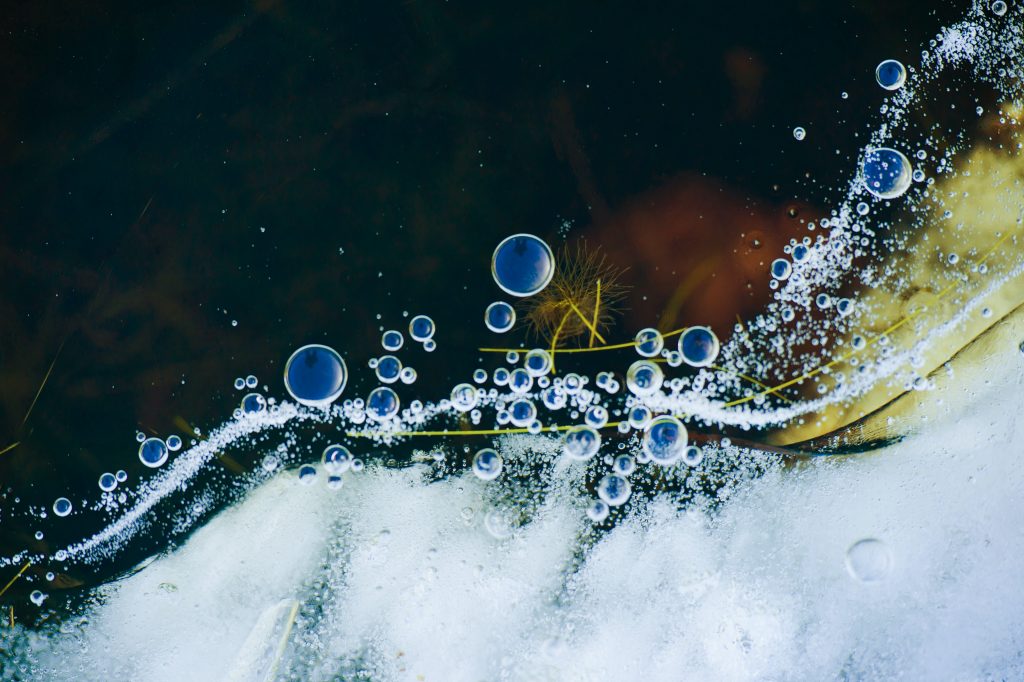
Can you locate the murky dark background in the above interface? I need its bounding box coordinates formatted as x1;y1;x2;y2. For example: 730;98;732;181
0;1;964;598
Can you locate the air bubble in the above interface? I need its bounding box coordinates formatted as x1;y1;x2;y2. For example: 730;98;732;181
472;448;503;481
596;474;631;507
485;302;516;333
366;387;400;421
682;445;704;467
875;59;907;90
450;383;479;412
524;349;552;377
771;258;792;280
626;360;664;396
564;425;601;461
98;473;117;492
586;499;610;522
613;454;636;476
283;344;347;407
409;315;435;342
491;233;555;297
679;326;720;367
381;330;404;351
322;444;352;474
862;147;912;200
375;355;402;384
634;328;664;358
509;398;537;427
298;465;317;485
793;126;806;141
845;538;892;582
643;415;688;465
53;497;73;517
241;392;267;414
139;437;169;468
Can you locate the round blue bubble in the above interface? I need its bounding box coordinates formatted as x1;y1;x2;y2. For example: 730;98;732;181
98;473;117;492
53;497;73;517
643;415;687;465
597;474;631;507
862;147;912;200
679;326;720;368
875;59;906;91
491;233;555;297
138;437;169;468
472;448;503;481
771;258;792;280
409;315;435;342
241;392;267;414
381;330;403;351
485;301;516;333
366;386;400;421
284;344;347;407
375;355;402;384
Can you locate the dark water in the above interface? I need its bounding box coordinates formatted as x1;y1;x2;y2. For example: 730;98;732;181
0;1;962;602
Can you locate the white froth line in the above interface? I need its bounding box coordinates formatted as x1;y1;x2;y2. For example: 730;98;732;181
61;404;306;562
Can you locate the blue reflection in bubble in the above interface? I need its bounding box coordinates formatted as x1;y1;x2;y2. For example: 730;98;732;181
284;344;347;407
491;234;555;297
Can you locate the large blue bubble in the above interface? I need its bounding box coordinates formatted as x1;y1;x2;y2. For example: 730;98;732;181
862;147;912;200
491;234;555;297
284;344;347;407
679;326;720;368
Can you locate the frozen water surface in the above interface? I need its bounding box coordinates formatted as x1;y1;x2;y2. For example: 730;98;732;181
5;2;1024;679
19;317;1024;680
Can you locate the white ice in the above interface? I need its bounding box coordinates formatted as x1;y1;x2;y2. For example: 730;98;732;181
26;328;1024;681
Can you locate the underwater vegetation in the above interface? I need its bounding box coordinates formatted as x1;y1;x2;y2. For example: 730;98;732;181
2;0;1024;679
